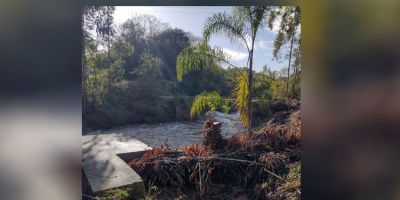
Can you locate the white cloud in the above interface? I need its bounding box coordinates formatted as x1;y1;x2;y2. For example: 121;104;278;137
222;48;248;61
239;36;274;51
255;40;273;50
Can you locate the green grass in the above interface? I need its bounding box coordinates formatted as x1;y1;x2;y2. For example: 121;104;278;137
97;188;131;200
97;187;141;200
284;162;301;191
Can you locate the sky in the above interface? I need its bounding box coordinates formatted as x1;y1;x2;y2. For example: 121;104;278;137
113;6;290;72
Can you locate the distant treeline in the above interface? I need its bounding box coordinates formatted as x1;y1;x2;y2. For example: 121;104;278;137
82;13;300;130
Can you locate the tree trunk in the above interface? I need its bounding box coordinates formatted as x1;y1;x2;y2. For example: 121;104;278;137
247;35;256;130
247;51;253;129
203;119;224;150
291;64;297;98
107;8;112;88
82;13;87;130
286;33;295;99
291;49;300;98
107;36;112;87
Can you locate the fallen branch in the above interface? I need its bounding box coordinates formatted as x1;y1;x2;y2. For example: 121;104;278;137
193;156;284;181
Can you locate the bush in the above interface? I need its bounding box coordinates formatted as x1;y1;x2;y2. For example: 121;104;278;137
252;100;272;127
84;79;175;130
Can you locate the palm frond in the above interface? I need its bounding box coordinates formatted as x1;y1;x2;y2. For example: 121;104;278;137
233;6;268;34
267;8;278;30
203;12;249;51
176;44;228;81
270;6;301;59
232;6;251;29
190;91;229;119
252;6;268;32
233;72;250;128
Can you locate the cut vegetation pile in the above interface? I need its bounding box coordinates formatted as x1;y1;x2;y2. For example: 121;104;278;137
129;102;301;200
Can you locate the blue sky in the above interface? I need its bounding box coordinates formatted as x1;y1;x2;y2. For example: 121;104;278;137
113;6;289;72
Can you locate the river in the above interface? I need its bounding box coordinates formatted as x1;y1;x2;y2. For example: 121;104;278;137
89;111;245;148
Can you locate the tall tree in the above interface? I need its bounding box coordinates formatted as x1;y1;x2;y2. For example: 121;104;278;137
268;6;301;98
120;14;170;79
202;6;269;129
291;44;301;98
99;7;115;86
82;6;115;127
148;28;191;81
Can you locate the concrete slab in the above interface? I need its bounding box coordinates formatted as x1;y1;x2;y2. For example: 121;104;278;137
82;133;151;160
82;133;152;194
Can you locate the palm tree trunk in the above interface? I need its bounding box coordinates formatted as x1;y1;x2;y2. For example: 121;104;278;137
247;35;256;129
247;52;253;129
286;33;295;99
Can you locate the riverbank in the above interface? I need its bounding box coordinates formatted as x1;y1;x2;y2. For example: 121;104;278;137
83;99;300;148
83;111;245;148
83;99;298;134
127;107;301;200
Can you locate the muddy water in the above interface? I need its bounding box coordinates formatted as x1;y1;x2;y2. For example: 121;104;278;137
92;112;245;148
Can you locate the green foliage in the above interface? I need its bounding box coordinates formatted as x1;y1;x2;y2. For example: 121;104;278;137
269;6;300;60
270;78;286;99
190;91;230;119
177;67;231;96
84;33;175;129
284;162;301;190
201;6;270;129
148;28;191;81
203;12;247;47
268;6;301;98
233;72;249;128
221;99;231;113
253;70;273;100
85;79;175;129
83;6;115;48
120;14;186;81
176;43;226;81
109;58;125;82
203;6;267;49
286;162;301;180
127;79;173;122
111;36;135;60
83;6;116;38
96;187;134;200
83;14;193;130
251;99;272;127
83;10;300;130
134;52;164;78
85;49;110;105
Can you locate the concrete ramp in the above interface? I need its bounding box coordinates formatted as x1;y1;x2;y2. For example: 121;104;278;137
82;133;152;194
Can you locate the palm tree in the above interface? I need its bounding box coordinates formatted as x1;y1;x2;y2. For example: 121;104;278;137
202;6;269;129
268;6;301;99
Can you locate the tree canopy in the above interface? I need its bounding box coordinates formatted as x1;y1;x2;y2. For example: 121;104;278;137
82;8;300;130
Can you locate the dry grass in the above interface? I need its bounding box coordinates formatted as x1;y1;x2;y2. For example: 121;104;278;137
183;144;212;156
128;108;301;199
